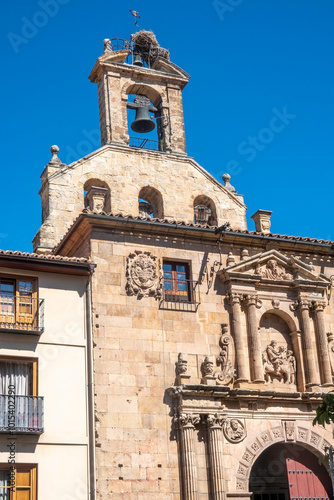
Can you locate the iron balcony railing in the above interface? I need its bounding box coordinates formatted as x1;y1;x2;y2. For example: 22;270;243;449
161;278;200;312
0;296;44;333
0;395;44;434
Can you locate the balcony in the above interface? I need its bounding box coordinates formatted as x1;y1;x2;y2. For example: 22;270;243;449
160;278;200;312
0;395;44;434
0;296;44;334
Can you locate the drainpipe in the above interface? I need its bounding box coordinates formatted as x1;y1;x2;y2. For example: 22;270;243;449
86;264;96;500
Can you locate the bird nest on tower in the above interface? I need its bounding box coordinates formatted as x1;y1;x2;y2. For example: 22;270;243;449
131;30;170;66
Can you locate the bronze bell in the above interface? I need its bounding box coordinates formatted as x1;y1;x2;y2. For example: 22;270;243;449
131;95;155;133
133;54;143;67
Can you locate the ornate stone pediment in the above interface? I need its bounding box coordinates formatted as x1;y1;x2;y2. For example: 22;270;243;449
219;249;330;287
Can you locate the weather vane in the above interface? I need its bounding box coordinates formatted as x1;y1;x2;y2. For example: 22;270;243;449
129;10;140;31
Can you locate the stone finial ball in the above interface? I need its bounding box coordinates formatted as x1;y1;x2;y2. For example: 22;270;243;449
50;145;59;154
222;173;231;183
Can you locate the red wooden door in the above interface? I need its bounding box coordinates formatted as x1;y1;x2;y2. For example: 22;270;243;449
286;452;332;500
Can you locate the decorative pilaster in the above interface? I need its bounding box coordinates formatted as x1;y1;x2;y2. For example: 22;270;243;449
174;413;200;500
312;302;333;387
244;295;264;383
298;300;319;388
206;414;225;500
228;293;249;382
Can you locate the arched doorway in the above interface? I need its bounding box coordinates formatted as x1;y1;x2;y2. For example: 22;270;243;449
249;443;332;500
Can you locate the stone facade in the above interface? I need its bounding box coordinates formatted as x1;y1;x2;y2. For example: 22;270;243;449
35;33;334;499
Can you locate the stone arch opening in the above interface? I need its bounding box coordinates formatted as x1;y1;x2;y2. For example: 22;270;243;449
260;312;297;389
125;84;167;151
249;442;332;500
83;178;111;213
193;195;217;226
138;186;163;219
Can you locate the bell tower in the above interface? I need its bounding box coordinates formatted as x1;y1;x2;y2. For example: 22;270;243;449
88;31;190;154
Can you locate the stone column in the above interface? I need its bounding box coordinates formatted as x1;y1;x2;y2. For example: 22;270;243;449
206;414;225;500
298;300;319;388
244;295;264;383
228;293;249;382
175;413;200;500
290;330;305;391
313;302;333;387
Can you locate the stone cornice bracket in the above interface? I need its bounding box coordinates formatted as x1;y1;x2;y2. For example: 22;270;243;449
174;413;201;429
206;413;225;429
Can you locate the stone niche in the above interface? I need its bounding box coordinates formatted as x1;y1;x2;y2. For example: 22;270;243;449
260;312;297;388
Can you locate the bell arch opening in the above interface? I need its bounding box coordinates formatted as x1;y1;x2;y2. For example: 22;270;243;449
249;443;332;500
125;84;167;152
193;195;217;226
83;178;111;213
138;186;164;219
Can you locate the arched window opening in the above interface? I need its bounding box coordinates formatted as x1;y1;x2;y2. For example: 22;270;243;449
83;179;111;213
260;313;296;387
138;187;163;219
193;195;217;226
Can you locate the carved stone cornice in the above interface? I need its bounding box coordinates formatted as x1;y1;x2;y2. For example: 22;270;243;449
174;413;200;429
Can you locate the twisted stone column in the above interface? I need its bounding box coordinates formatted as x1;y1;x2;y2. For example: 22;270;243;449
313;302;333;387
228;293;249;382
175;413;200;500
244;295;264;382
299;300;319;388
206;414;225;500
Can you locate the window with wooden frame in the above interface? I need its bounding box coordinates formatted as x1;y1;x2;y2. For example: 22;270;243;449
0;465;37;500
163;261;192;302
0;277;38;331
0;359;43;435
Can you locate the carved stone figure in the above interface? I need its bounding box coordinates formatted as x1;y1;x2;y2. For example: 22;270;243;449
103;38;112;53
260;259;292;280
215;325;235;385
126;251;162;298
223;419;246;443
262;340;296;384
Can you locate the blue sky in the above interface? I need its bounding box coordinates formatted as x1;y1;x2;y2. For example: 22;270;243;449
1;0;333;251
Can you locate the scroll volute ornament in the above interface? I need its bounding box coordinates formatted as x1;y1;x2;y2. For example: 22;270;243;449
126;251;162;298
215;324;236;385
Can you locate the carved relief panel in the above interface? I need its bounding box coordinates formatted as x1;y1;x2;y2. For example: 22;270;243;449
126;251;162;298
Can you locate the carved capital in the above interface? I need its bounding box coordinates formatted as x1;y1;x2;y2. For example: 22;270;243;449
206;413;225;429
311;301;326;312
299;299;311;311
228;292;242;305
174;413;200;429
244;294;262;308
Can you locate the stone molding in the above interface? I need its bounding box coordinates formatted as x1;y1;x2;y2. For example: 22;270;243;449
234;422;332;492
